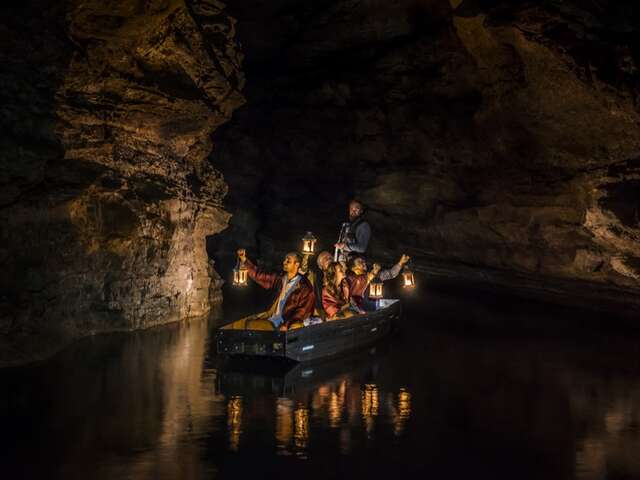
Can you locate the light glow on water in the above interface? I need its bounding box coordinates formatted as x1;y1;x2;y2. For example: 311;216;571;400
3;292;640;480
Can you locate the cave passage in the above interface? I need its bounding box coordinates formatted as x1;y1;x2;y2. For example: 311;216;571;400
3;1;640;477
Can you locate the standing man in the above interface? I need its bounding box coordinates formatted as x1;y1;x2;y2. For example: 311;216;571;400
334;199;371;262
237;249;315;331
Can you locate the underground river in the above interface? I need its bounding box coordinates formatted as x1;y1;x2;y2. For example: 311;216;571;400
2;285;640;480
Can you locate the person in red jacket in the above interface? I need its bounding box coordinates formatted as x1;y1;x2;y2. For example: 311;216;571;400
237;249;315;331
345;255;381;308
322;262;359;320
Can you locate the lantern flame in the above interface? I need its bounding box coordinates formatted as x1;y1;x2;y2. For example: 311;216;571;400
402;267;415;289
233;262;248;287
369;280;383;300
302;231;317;255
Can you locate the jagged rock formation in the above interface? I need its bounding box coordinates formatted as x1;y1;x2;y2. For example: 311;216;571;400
0;0;244;365
212;0;640;310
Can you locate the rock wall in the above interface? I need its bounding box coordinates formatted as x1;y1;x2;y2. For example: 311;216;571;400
0;0;244;365
212;0;640;311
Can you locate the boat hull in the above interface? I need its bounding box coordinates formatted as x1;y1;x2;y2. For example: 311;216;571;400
216;299;401;363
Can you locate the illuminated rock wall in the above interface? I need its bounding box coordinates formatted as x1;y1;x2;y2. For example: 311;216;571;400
0;0;244;365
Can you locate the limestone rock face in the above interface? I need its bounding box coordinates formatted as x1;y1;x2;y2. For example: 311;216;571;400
213;0;640;309
0;0;244;365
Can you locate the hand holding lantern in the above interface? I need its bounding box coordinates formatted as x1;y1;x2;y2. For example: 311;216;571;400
233;249;248;287
401;262;415;289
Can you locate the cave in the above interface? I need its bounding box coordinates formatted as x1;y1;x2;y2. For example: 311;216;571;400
2;0;640;477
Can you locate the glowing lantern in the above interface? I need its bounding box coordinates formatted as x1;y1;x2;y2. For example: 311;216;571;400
369;279;383;300
233;262;248;287
401;266;415;289
301;231;317;255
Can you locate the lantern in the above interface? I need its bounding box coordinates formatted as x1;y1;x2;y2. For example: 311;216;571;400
301;231;317;255
369;279;384;300
232;262;248;287
401;266;415;289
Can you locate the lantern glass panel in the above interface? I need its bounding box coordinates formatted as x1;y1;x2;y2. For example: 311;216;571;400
369;281;383;299
302;232;317;254
402;270;415;288
233;265;248;287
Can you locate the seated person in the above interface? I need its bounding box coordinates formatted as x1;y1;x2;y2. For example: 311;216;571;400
237;249;315;331
322;262;360;320
306;250;333;288
345;255;380;307
305;250;333;321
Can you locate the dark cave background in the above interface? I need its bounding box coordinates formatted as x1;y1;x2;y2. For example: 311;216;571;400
2;0;640;364
209;0;640;304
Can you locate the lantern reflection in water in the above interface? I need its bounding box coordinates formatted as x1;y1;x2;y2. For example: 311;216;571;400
312;380;347;429
361;384;379;436
227;396;243;451
329;391;343;429
275;397;294;454
294;405;310;453
394;388;412;436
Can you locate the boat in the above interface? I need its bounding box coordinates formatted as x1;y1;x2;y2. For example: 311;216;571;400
216;299;401;363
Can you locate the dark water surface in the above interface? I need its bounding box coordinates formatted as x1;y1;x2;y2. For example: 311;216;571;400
3;288;640;480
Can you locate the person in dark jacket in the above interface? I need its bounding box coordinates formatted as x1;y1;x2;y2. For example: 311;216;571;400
334;200;371;261
237;249;315;331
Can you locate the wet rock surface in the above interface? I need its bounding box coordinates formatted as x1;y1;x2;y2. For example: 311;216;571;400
0;0;244;365
211;0;640;311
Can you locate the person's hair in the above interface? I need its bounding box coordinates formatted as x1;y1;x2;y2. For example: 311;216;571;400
323;262;346;304
316;251;332;269
348;254;364;271
286;252;302;265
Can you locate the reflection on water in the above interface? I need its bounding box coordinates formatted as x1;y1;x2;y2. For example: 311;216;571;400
393;389;412;436
275;397;294;453
362;384;380;437
227;396;243;452
3;292;640;479
294;405;310;454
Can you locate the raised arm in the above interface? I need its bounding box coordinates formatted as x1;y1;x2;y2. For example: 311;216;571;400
378;254;410;281
237;249;280;290
378;263;402;281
